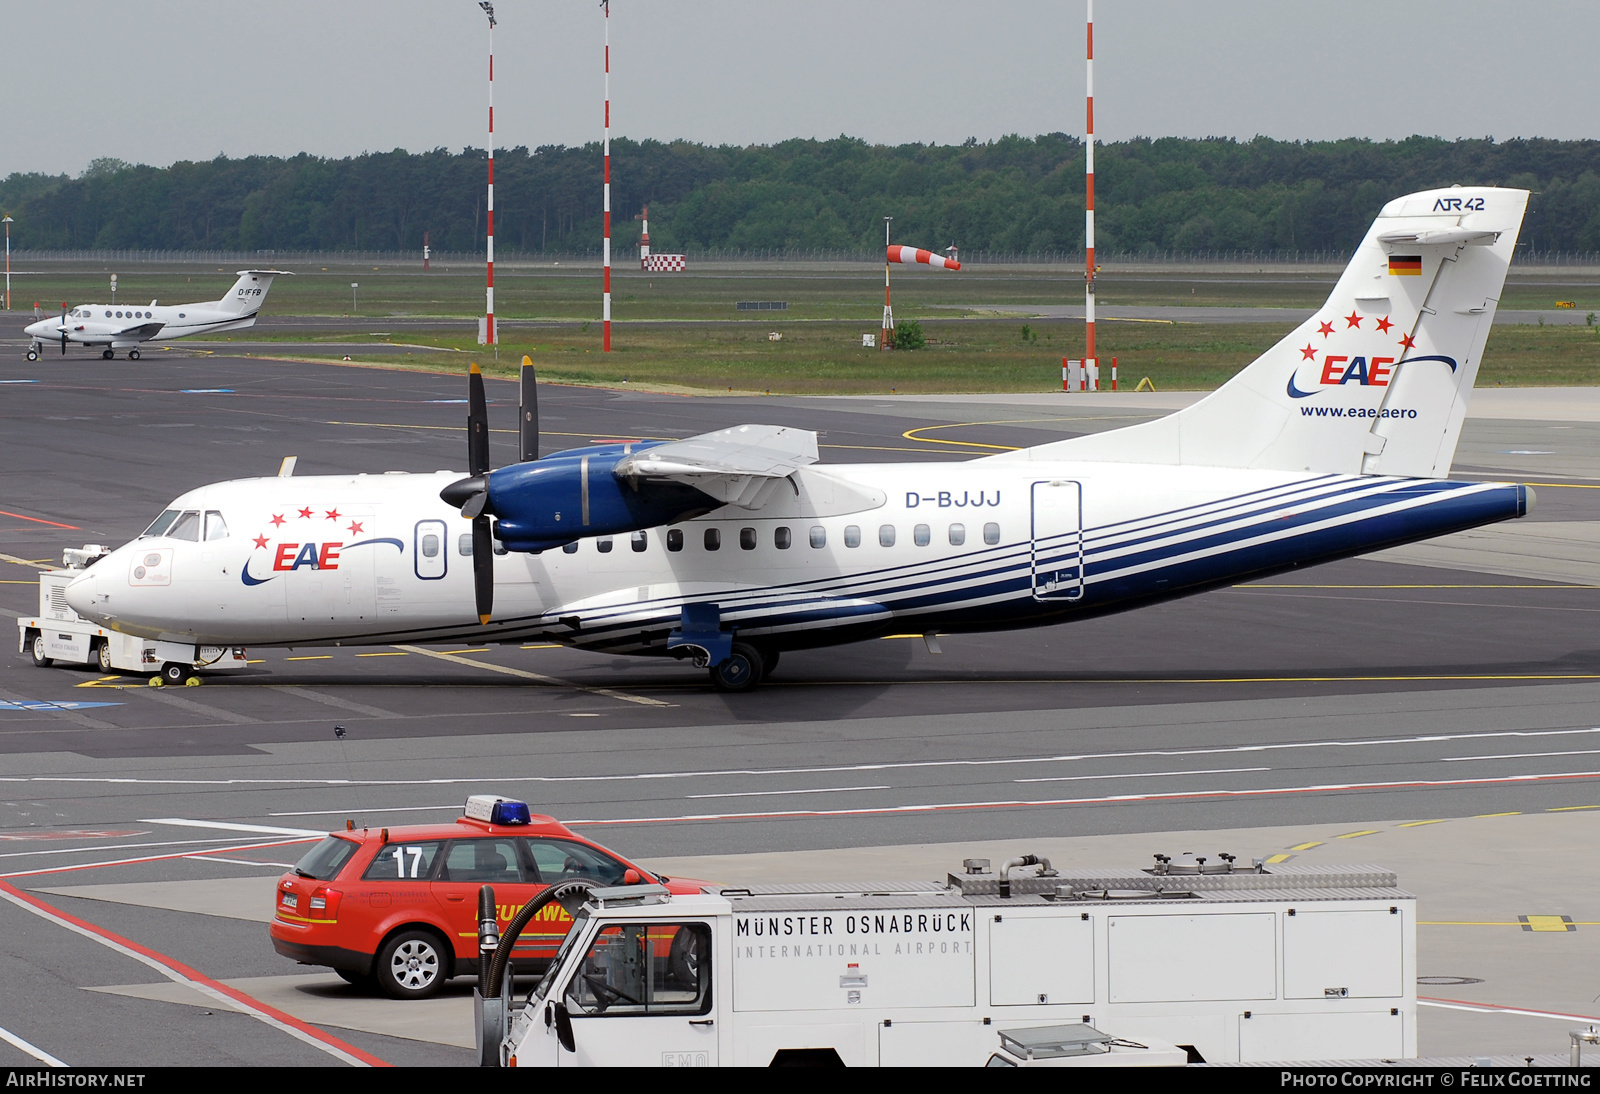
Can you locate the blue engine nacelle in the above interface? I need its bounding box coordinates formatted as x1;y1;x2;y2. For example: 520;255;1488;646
485;443;721;552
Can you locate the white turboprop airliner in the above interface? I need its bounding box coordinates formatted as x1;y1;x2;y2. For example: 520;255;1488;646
23;269;290;360
62;188;1533;690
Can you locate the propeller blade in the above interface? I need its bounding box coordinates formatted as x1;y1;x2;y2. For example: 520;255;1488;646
61;307;67;355
467;363;490;477
460;490;488;519
518;355;539;463
471;514;494;624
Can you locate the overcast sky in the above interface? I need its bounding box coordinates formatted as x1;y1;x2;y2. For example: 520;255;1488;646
6;0;1596;177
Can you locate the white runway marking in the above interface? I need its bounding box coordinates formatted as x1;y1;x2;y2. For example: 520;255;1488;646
140;819;324;837
0;1021;64;1066
1014;765;1269;784
686;785;890;800
1442;747;1600;763
268;804;458;817
0;836;285;863
184;855;298;869
7;726;1597;790
393;644;673;707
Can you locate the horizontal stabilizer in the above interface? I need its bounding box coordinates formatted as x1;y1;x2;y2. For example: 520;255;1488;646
615;424;818;509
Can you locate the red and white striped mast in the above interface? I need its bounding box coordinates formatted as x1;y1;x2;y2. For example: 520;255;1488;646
480;2;497;354
1083;0;1097;389
601;0;612;352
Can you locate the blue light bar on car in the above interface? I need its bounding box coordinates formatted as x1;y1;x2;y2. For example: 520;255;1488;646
465;794;531;826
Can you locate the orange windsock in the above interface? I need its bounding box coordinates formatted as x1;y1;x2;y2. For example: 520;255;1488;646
887;245;960;271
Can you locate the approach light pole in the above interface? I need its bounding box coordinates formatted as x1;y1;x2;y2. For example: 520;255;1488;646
351;282;358;312
881;216;893;352
3;216;11;310
601;0;612;352
481;1;497;354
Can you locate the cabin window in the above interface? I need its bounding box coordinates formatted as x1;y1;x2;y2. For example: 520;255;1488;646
104;310;111;317
703;528;721;551
421;534;440;558
774;526;792;549
562;541;579;554
140;509;181;538
666;528;683;552
984;522;1001;545
914;524;930;547
879;525;896;547
809;525;826;548
843;525;861;548
631;530;648;552
178;312;186;318
203;511;229;541
739;528;756;550
459;534;473;556
949;523;966;546
167;510;201;542
596;537;613;554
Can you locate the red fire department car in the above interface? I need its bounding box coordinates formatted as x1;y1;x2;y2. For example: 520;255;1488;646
269;797;706;999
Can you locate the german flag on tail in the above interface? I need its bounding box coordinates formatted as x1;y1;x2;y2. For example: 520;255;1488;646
1389;255;1422;276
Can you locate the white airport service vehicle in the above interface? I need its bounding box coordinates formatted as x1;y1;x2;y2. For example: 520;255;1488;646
492;854;1416;1067
58;188;1532;690
18;545;248;683
23;269;290;360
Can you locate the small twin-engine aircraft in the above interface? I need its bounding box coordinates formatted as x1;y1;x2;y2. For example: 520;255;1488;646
23;269;290;361
64;188;1533;690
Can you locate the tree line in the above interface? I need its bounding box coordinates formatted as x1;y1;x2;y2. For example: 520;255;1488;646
5;135;1600;256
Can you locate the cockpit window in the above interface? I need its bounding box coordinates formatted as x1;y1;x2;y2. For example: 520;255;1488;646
140;510;181;538
204;511;229;541
166;511;201;541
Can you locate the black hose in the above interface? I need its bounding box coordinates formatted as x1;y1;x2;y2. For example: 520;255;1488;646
485;878;598;998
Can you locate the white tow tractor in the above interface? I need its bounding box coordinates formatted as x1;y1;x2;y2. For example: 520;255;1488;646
17;546;249;684
484;854;1417;1067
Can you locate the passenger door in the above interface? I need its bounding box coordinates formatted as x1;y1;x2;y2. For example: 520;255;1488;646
430;837;542;971
560;922;717;1067
1030;480;1084;601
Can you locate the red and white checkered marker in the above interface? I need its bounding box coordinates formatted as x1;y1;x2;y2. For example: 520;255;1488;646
886;245;961;271
641;254;687;272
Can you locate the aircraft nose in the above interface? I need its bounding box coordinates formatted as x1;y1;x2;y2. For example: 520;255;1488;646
63;567;102;619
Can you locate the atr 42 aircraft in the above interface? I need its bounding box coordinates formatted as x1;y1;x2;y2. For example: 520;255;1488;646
63;188;1532;691
23;269;289;361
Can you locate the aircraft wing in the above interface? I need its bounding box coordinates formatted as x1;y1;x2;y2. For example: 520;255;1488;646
113;321;165;340
613;424;819;509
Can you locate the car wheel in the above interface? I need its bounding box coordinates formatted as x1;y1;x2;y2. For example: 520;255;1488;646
160;661;190;686
96;641;113;673
376;929;447;999
709;641;763;692
30;634;52;667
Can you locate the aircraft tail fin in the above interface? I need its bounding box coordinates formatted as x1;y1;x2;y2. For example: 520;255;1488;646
1001;186;1528;478
215;269;290;316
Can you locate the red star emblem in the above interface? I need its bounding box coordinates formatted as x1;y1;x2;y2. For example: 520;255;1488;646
325;508;340;521
1300;344;1317;361
348;520;364;534
1399;333;1416;350
252;534;269;550
269;513;285;527
297;507;313;519
1317;320;1335;338
1344;311;1362;329
1374;316;1393;334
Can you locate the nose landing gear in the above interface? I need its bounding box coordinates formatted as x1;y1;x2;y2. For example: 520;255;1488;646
26;342;40;362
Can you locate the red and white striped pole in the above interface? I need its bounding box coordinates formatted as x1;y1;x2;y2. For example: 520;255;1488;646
480;2;496;351
881;217;893;351
602;0;612;352
1084;0;1096;390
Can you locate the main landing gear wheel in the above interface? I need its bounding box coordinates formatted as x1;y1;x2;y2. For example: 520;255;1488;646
30;635;52;667
96;641;112;673
709;641;763;692
128;348;140;360
159;661;192;686
376;930;446;999
101;349;114;360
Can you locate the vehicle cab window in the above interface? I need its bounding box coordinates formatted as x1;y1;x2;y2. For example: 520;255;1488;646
363;840;444;880
438;838;526;884
166;510;201;541
526;838;627;885
565;922;712;1017
293;836;359;880
204;511;229;540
